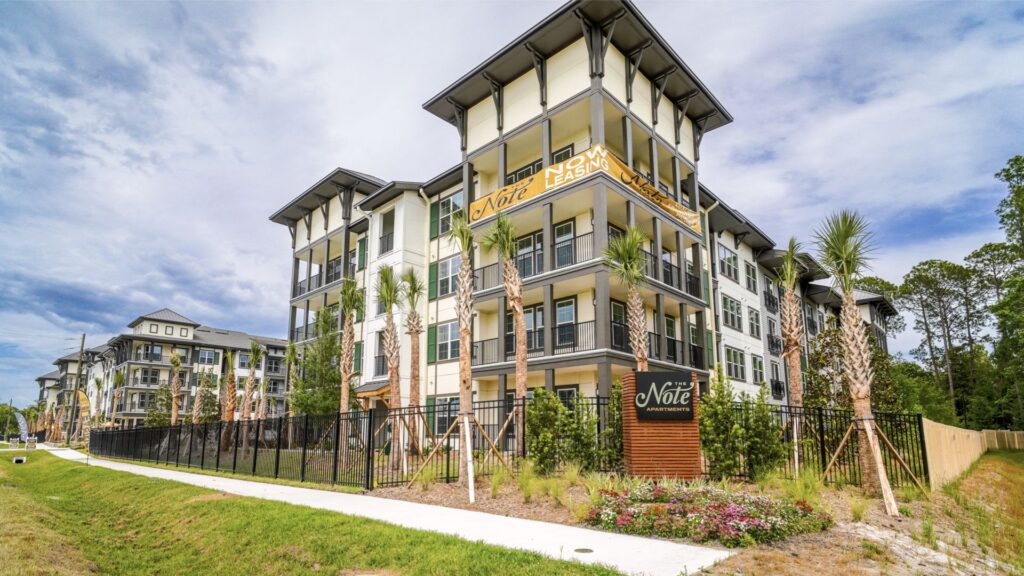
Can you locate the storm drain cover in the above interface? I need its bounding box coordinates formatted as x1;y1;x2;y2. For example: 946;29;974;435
574;548;593;554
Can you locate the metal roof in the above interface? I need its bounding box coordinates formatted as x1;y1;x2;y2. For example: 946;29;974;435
423;0;732;133
128;308;200;328
36;370;60;382
357;181;423;212
269;167;386;226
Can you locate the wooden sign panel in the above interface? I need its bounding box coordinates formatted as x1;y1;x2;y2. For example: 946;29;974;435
622;371;702;479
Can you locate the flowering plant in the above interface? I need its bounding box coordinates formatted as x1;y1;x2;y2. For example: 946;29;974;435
585;484;831;547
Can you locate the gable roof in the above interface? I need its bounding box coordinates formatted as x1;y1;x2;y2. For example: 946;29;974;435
128;308;200;328
36;370;60;382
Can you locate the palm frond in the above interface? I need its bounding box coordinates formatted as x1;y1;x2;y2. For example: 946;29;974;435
776;236;803;290
448;210;475;255
603;226;648;289
480;212;518;260
401;268;425;311
814;210;876;292
248;339;264;367
375;264;403;311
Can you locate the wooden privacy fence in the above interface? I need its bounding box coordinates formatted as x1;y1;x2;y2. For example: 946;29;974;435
983;429;1024;451
920;420;1024;489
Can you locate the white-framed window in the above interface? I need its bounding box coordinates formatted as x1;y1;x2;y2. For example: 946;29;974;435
438;255;460;297
722;295;742;331
749;308;762;338
198;350;216;365
238;353;250;369
725;346;746;381
718;244;738;282
439;191;463;234
745;262;758;293
752;355;765;384
554;298;577;347
771;361;782;382
433;395;459;434
555;385;579;408
437;321;459;361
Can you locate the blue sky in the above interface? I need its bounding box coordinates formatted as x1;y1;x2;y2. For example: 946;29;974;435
1;1;1022;407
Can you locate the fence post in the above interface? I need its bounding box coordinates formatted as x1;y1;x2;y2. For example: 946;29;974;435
816;407;828;474
232;421;241;473
215;421;222;470
187;424;194;468
364;409;376;490
300;414;309;482
916;413;929;486
175;425;182;467
201;423;207;470
252;417;262;476
274;416;283;479
331;412;341;485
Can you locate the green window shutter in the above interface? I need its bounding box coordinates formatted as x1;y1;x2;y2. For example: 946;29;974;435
430;202;440;239
353;341;363;373
428;262;438;301
357;238;367;270
702;271;710;303
800;353;807;371
355;290;364;322
214;351;221;366
427;325;437;364
191;350;199;364
705;332;714;370
425;396;436;433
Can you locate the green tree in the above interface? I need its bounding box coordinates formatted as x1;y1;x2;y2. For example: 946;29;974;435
742;386;787;481
598;379;624;472
525;388;566;476
559;398;598;472
290;310;341;416
699;366;743;480
993;273;1024;429
803;326;849;410
144;383;173;428
855;276;906;334
995;155;1024;251
604;226;650;371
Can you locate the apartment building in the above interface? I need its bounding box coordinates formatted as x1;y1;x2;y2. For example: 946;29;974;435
270;0;897;415
36;370;60;414
42;308;288;431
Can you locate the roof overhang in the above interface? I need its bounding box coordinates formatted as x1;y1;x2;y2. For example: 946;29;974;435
357;181;422;212
701;185;774;250
804;283;841;306
756;250;830;282
270;168;386;226
422;164;463;197
423;0;731;133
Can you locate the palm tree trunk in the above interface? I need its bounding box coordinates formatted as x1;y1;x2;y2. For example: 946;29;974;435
502;260;528;447
170;375;181;427
407;313;422;456
627;287;648;371
339;315;354;468
242;376;256;422
456;254;475;487
385;312;402;471
781;287;804;472
191;386;203;425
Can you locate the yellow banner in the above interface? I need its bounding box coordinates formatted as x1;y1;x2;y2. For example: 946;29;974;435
468;145;701;234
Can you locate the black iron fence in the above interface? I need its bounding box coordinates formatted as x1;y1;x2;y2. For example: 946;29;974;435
89;398;927;490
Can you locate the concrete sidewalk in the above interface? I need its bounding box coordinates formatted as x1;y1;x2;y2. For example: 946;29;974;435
43;446;730;576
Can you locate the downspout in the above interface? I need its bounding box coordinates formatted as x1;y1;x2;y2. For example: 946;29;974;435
703;201;722;369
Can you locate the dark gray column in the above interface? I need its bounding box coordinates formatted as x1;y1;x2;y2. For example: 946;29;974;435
543;284;554;358
497;142;507;184
685;172;699;212
288;306;297;343
593;182;608;256
597;362;612;397
541;119;552;168
671;156;682;202
305;249;313;292
648;137;658;185
655;294;666;362
290;256;300;298
691;243;704;299
676;232;686;291
341;230;352;278
594;270;610;350
679;302;691;367
545;368;555;392
498;296;508;362
653;216;663;283
543;203;554;273
589;86;605;146
463;161;476;204
303;300;310;340
322;238;330;283
626;201;635;227
622;117;633;167
497;373;507;400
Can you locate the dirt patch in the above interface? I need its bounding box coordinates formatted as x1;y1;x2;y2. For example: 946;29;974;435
184;492;239;503
374;480;587;525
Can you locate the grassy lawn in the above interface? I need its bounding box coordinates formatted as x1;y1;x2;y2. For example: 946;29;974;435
945;449;1024;570
0;451;620;576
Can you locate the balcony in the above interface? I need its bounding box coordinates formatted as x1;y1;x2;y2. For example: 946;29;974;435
666;337;682;364
471;339;499;366
132;352;172;364
130;377;167;387
685;272;702;299
379;233;394;255
767;334;783;356
552;233;594;270
661;260;680;290
552;321;595;355
324;256;343;285
764;291;780;314
689;344;706;370
294;273;323;297
770;379;786;401
292;326;306;341
640;249;658;282
373;355;387;378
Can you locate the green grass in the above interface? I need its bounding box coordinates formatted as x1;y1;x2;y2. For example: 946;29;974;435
0;451;620;576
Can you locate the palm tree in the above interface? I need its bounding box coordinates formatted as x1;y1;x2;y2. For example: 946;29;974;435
285;342;299;445
377;264;405;470
401;268;425;455
192;371;207;425
481;213;528;442
257;379;269;420
110;371;125;428
450;212;476;487
777;237;805;472
605;226;650;371
338;279;363;415
92;377;103;422
221;350;237;450
169;352;182;426
814;210;897;515
242;340;263;421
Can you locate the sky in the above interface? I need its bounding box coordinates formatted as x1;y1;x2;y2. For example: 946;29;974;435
1;0;1022;407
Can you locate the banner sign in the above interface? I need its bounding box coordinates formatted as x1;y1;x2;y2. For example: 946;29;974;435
468;145;701;233
634;370;697;420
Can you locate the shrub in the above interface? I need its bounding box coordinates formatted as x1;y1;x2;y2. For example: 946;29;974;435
560;398;597;471
585;481;832;547
849;494;867;522
525;389;566;476
700;366;743;480
598;379;624;472
742;385;787;481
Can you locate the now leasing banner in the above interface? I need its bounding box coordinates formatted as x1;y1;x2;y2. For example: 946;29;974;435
468;145;701;233
634;370;697;421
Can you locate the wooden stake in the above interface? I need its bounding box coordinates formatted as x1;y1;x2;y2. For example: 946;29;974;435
472;416;515;478
821;422;855;479
862;417;900;516
874;425;930;499
405;418;459;488
464;413;475;504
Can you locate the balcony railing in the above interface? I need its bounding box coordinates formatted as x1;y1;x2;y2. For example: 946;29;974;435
373;355;387;377
379;233;394;255
515;248;544;279
764;291;780;314
662;260;680;290
294;273;324;297
132;352;171;364
647;331;661;359
552;233;594;270
552;321;595;355
292;326;307;341
325;256;343;284
685;272;702;299
640;249;658;281
130;377;167;387
471;339;499;366
666;337;682;364
504;329;545;360
689;344;706;370
610;321;630;353
767;334;783;356
770;379;786;400
474;263;501;291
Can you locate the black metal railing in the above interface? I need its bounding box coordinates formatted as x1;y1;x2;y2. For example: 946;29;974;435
685;272;702;299
662;260;681;289
640;249;658;281
764;291;780;314
768;334;783;356
472;338;499;366
689;343;706;370
379;233;394;255
666;337;682;364
647;331;661;359
132;352;171;363
552;321;595;354
503;329;545;361
552;233;594;270
373;355;387;377
515;249;544;280
325;256;343;284
610;320;631;352
473;263;500;291
770;379;786;400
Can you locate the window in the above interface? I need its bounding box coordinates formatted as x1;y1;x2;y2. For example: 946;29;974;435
745;262;758;292
553;220;575;268
149;323;158;334
165;325;173;335
198;350;216;365
437;321;459;361
433;396;459;435
665;316;677;339
438;191;463;234
608;224;625;242
239;354;250;369
555;385;579;409
506;305;543;352
554;299;576;347
718;244;738;282
505;145;573;185
266;358;282;374
438;255;459;297
771;361;782;381
752;355;765;384
768;318;778;337
516;231;543;277
174;348;188;363
749;308;761;338
180;328;188;337
379;210;395;255
610;301;628;350
725;347;746;381
551;144;574;164
722;295;742;331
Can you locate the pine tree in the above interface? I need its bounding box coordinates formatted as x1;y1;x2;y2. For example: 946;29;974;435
699;366;743;480
289;310;341;416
